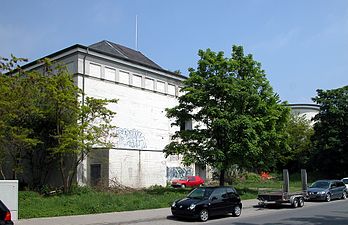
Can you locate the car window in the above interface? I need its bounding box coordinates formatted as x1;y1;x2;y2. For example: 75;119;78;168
343;179;348;184
336;181;344;187
310;181;329;189
188;177;196;181
226;187;237;197
211;188;227;199
188;188;213;199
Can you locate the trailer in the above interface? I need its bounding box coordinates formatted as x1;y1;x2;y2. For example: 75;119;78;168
257;169;307;208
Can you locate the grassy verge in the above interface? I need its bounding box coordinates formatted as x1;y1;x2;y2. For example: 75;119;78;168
19;187;187;219
19;177;305;219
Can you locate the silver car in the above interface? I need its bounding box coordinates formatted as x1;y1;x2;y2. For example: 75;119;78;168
342;178;348;189
307;180;347;202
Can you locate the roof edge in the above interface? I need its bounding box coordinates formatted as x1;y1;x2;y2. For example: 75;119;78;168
20;43;187;80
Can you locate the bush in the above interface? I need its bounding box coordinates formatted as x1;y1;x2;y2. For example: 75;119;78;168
244;172;261;182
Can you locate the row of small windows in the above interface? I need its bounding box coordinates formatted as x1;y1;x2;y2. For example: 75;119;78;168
89;63;177;96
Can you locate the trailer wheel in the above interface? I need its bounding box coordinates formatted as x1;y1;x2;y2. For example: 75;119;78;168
298;197;304;207
292;198;299;208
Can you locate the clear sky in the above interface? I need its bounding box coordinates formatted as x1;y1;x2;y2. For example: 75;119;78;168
1;0;347;103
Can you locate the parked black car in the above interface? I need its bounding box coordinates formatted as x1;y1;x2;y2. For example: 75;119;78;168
307;180;347;201
0;200;13;225
171;186;242;222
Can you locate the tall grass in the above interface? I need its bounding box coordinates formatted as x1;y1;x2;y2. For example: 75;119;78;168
19;186;188;219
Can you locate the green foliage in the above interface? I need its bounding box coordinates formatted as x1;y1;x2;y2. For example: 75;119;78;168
0;55;117;191
279;114;314;171
164;46;290;185
0;56;42;179
18;188;189;219
311;86;348;177
244;172;261;182
0;55;27;75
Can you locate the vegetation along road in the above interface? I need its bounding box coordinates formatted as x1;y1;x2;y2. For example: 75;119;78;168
134;200;348;225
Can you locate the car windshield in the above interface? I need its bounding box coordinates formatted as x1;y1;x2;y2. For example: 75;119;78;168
180;176;189;180
187;188;214;199
310;181;330;189
343;179;348;184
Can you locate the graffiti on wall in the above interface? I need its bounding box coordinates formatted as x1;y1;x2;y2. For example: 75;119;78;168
116;128;147;149
167;167;193;181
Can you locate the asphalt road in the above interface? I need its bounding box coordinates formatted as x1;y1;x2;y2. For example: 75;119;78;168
132;199;348;225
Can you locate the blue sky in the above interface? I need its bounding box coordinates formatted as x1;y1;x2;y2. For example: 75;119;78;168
1;0;347;103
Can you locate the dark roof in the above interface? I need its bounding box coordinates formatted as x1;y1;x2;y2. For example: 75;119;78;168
89;40;163;70
20;41;187;80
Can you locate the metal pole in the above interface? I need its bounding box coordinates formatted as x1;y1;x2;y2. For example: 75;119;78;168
301;169;308;192
283;169;289;193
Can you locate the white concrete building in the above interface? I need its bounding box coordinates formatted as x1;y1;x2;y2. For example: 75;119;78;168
288;104;320;125
23;40;198;188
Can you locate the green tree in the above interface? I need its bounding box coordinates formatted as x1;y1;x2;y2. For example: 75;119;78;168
164;46;290;185
40;61;117;193
0;56;41;180
280;114;314;171
0;56;117;192
311;86;348;177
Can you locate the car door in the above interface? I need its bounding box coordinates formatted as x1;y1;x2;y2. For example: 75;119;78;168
226;187;239;212
329;182;336;198
330;182;340;199
336;181;346;197
209;188;228;216
187;176;196;187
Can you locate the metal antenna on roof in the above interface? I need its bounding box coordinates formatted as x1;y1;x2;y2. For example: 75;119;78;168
135;15;138;51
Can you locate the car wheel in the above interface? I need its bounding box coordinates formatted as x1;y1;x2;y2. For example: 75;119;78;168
325;193;331;202
298;197;304;207
292;198;299;208
232;205;242;217
199;209;209;222
341;192;347;200
181;184;186;188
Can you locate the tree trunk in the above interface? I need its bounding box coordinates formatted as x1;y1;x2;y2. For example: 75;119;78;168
219;169;225;186
59;157;68;193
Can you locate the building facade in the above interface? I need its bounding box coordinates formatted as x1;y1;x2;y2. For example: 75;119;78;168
288;104;320;125
23;40;198;188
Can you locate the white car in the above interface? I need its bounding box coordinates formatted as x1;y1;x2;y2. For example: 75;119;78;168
342;178;348;189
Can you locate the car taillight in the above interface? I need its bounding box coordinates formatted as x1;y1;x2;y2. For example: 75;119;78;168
4;211;11;221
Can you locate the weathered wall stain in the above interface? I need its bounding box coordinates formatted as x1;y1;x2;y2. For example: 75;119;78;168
116;128;147;149
167;167;193;181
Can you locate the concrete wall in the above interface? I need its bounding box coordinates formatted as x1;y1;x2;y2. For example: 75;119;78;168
0;180;18;221
289;104;320;125
75;53;187;188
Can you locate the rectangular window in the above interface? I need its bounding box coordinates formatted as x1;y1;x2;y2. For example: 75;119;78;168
119;71;130;85
89;63;101;78
145;78;154;90
132;74;142;88
168;84;176;96
105;67;116;81
66;62;74;74
157;81;165;93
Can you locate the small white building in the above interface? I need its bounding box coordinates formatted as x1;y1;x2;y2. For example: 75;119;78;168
23;40;202;188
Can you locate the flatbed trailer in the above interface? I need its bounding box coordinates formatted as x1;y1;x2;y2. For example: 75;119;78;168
257;191;305;208
257;169;308;208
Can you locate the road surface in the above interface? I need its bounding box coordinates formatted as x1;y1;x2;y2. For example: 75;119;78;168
133;199;348;225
